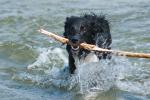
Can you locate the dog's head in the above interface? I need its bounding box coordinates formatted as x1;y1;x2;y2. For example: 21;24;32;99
63;16;85;50
64;14;112;53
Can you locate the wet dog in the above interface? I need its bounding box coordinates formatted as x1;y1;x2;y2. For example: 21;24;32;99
63;14;112;74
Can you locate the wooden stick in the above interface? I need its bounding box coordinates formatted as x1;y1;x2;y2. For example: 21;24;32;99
38;29;150;58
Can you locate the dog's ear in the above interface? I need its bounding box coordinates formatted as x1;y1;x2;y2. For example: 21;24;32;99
64;17;70;37
63;32;67;38
66;17;69;21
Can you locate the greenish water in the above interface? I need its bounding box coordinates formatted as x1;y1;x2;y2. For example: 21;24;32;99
0;0;150;100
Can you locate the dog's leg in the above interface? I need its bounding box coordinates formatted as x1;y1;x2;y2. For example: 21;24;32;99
66;45;76;74
103;47;112;59
95;47;112;59
69;54;76;74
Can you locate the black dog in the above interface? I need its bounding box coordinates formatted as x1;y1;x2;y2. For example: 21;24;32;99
63;14;112;74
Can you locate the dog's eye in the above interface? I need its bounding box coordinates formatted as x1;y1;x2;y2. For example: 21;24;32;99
71;26;74;31
70;26;75;35
80;25;86;32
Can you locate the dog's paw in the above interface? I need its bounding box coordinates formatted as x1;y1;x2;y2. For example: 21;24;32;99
95;51;103;59
95;51;112;59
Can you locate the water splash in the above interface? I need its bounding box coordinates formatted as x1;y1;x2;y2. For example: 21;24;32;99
13;47;150;96
27;47;68;71
77;61;116;93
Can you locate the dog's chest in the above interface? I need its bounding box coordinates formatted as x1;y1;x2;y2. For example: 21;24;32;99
73;52;99;65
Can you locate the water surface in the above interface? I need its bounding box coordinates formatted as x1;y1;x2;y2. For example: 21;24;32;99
0;0;150;100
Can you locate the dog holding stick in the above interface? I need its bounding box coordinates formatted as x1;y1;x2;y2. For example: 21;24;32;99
63;14;112;74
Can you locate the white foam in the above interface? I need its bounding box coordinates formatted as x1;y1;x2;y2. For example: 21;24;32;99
24;48;150;95
27;47;68;70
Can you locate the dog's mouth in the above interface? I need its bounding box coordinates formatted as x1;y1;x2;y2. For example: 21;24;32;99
69;41;80;55
71;45;80;55
71;45;79;51
69;40;80;51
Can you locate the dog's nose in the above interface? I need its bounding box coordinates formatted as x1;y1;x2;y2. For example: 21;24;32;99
71;38;79;43
70;35;79;43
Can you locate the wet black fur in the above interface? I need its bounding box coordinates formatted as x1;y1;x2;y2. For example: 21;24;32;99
63;14;112;74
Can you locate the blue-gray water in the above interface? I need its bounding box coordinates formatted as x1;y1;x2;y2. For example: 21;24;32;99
0;0;150;100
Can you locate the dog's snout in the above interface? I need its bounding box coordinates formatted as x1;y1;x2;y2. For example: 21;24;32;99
71;38;78;43
70;35;80;43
